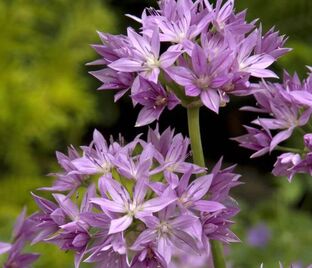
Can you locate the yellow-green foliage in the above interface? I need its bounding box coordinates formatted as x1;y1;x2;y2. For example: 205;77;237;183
0;0;117;178
0;0;117;266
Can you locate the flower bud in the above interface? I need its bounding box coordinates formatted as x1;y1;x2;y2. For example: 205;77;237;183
304;133;312;150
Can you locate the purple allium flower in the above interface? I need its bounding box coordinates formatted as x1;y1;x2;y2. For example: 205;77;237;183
255;26;291;59
2;240;40;268
84;233;129;268
236;67;312;180
304;133;312;151
247;223;271;248
34;185;95;268
232;123;272;158
234;31;278;79
87;32;136;101
147;126;204;188
132;77;180;127
288;67;312;107
262;262;312;268
89;32;131;65
91;175;176;234
39;146;87;197
272;153;301;182
90;0;289;119
240;71;312;152
31;193;63;244
109;28;181;84
132;212;199;265
71;129;117;176
28;127;241;267
207;0;255;36
208;157;242;202
169;250;212;268
90;68;135;101
112;143;155;180
292;152;312;176
175;168;225;213
0;209;40;268
166;43;232;113
201;205;240;245
251;96;310;151
148;2;212;53
130;242;167;268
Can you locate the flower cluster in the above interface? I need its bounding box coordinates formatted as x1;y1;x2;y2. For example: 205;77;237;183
4;0;310;267
0;208;39;268
0;128;240;267
234;67;312;181
261;262;312;268
89;0;289;125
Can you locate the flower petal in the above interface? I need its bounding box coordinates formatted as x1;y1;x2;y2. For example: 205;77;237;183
109;58;144;73
109;215;133;234
90;198;125;213
193;200;225;212
201;90;220;114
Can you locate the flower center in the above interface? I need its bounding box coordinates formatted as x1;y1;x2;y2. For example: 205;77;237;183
146;55;160;69
155;96;167;106
223;83;235;92
175;31;186;43
196;76;211;90
158;222;172;235
127;201;140;216
101;161;112;174
179;194;193;208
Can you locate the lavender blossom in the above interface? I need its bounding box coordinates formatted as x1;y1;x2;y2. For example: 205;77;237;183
39;146;87;197
132;77;180;127
71;129;117;176
33;185;96;268
272;153;301;182
166;44;233;113
83;233;128;268
261;262;312;268
304;133;312;150
208;0;255;35
236;67;312;180
147;126;204;188
247;223;271;248
90;0;289;118
292;152;312;176
232;124;272;158
175;169;225;213
208;158;242;202
0;209;39;268
90;175;176;234
201;205;240;245
131;245;167;268
288;67;312;107
131;212;199;265
109;28;181;84
27;127;241;267
242;69;312;151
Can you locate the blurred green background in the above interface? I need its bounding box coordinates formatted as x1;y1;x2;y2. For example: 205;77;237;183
0;0;311;267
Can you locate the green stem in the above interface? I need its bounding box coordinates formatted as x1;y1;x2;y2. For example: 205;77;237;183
211;240;227;268
187;106;205;167
297;127;306;136
187;106;226;268
276;145;304;154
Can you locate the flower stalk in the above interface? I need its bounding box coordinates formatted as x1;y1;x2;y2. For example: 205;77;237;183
187;107;205;167
187;106;226;268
